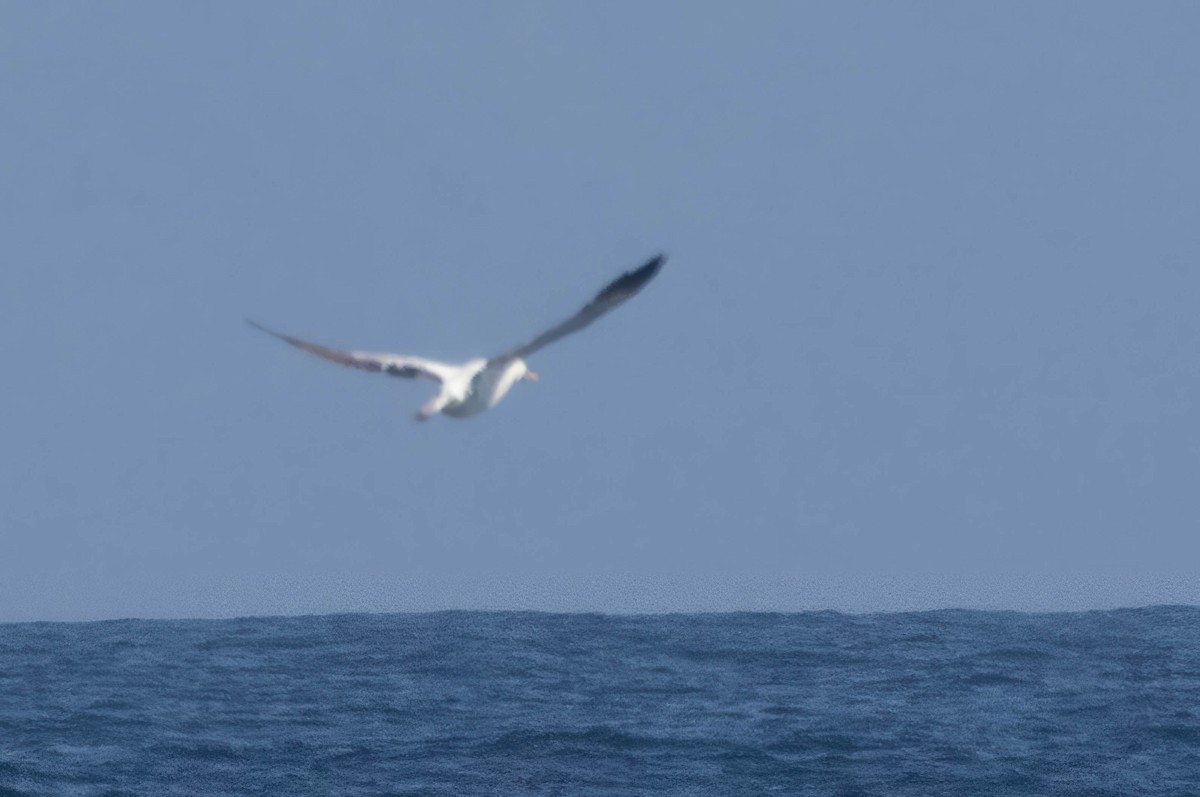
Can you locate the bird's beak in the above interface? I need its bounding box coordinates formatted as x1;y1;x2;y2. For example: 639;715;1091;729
523;370;539;382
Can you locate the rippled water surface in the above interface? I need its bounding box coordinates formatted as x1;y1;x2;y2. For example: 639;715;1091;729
2;607;1198;795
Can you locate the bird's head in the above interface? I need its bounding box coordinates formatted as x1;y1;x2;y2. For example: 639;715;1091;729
516;359;538;382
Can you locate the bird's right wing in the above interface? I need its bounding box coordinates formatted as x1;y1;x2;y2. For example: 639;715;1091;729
247;320;453;382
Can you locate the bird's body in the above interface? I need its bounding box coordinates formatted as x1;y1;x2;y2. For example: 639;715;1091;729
429;357;530;420
249;254;664;421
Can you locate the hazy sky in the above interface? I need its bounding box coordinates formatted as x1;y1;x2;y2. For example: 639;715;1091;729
3;3;1198;621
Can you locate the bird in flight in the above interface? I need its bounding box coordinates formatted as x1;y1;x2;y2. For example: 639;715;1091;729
248;253;665;421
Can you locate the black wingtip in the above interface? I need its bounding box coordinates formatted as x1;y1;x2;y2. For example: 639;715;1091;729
246;318;294;344
642;252;666;274
633;253;666;284
597;253;666;303
246;318;278;337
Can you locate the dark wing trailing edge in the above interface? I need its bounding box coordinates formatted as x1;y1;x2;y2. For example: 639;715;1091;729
246;320;449;381
491;253;665;362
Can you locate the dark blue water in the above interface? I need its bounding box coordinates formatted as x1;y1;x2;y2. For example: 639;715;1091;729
2;607;1198;795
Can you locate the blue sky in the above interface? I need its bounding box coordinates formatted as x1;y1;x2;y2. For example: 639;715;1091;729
3;3;1198;621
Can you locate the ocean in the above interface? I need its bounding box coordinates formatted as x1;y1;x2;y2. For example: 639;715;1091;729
1;607;1197;795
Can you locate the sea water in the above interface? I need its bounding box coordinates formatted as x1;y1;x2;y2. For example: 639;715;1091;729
2;607;1197;795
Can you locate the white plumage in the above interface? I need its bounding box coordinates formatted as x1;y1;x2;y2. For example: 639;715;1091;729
249;254;664;421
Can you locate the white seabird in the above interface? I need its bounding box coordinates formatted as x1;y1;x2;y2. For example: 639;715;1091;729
248;253;665;421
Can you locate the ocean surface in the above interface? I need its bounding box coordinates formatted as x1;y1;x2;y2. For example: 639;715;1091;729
1;607;1198;796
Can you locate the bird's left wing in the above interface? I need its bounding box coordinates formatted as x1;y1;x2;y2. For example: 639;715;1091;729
491;253;665;363
247;320;453;382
